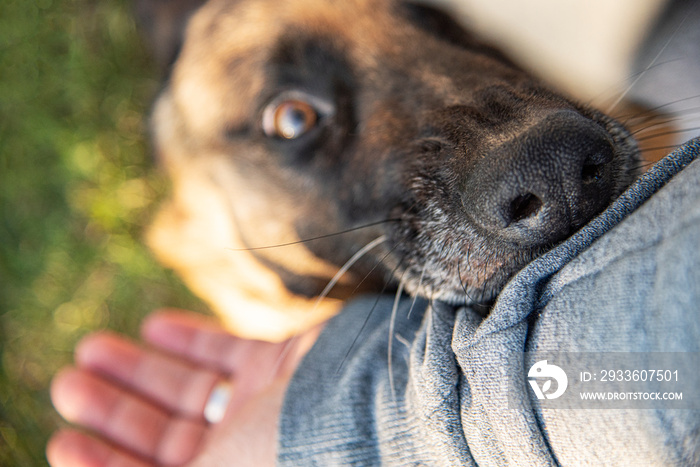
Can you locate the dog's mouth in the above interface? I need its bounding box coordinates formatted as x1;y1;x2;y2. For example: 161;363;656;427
375;109;639;306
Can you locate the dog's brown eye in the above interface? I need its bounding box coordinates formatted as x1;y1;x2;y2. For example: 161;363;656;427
263;99;318;139
262;92;333;140
270;100;317;139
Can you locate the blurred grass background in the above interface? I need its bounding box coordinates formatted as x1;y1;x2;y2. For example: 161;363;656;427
0;0;206;464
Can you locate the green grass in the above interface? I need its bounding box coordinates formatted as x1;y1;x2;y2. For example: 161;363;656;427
0;1;206;464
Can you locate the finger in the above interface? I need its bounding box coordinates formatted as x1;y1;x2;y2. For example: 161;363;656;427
187;379;289;467
140;309;291;377
51;368;205;465
47;429;150;467
76;332;221;419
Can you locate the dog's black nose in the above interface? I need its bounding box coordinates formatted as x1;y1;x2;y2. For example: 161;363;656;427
462;110;615;246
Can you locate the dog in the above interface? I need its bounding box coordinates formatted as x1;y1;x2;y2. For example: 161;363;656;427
135;0;639;341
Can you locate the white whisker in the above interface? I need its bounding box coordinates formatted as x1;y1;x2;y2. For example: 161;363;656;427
589;59;681;109
313;235;388;312
622;99;700;124
271;235;388;383
637;125;700;142
606;15;688;115
407;262;427;319
388;271;406;403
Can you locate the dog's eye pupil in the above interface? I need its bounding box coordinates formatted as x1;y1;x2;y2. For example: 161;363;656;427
271;100;317;139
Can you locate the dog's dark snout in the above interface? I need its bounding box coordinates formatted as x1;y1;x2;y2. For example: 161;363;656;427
462;110;616;247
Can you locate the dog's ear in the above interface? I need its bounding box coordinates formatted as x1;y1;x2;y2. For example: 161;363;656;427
402;1;516;64
402;1;478;49
133;0;209;73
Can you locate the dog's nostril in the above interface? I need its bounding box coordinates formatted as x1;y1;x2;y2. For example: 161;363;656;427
581;163;602;184
508;193;543;224
581;144;613;184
